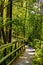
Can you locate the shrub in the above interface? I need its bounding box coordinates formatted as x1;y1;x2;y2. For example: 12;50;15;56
32;48;43;65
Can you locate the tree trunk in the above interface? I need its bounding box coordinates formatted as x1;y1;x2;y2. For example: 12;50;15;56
0;1;6;44
8;0;12;43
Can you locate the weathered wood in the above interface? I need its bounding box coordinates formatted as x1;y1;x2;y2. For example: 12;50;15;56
0;41;25;65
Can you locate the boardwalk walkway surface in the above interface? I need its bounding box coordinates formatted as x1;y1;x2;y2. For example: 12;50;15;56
11;45;35;65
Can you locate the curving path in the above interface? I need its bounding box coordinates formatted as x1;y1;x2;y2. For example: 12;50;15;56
11;45;35;65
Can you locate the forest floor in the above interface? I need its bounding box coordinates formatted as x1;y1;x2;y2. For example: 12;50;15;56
11;45;35;65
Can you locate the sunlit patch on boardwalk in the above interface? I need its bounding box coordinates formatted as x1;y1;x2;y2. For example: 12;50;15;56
25;60;30;63
11;45;35;65
26;48;35;52
28;52;35;55
20;57;27;59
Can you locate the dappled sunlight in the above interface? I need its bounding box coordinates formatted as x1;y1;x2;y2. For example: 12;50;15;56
28;52;35;55
25;46;35;57
11;45;35;65
26;48;35;52
25;45;28;47
25;60;30;63
0;0;43;65
19;56;27;59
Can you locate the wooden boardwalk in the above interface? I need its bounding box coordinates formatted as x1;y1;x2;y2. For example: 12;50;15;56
11;45;35;65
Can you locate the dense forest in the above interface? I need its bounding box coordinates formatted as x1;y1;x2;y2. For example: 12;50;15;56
0;0;43;65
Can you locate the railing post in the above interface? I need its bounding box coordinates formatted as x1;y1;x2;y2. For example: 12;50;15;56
16;41;18;56
14;42;16;57
17;42;19;55
19;41;21;54
3;48;6;65
10;45;12;61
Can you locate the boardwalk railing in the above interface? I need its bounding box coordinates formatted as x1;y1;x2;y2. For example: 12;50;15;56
0;40;25;65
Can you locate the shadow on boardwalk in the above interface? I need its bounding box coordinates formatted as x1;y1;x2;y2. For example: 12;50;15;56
11;45;35;65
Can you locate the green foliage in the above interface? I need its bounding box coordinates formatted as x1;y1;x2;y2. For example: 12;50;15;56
0;0;43;65
32;47;43;65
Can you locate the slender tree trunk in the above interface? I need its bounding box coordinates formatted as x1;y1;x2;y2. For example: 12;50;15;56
6;0;9;42
8;0;12;43
1;1;6;44
6;0;12;43
24;0;27;40
1;28;6;44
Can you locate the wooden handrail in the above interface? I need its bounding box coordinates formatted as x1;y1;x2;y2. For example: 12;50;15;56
0;41;17;49
0;44;25;63
0;41;25;65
